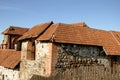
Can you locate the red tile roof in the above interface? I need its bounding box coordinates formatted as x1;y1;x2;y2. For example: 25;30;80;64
110;31;120;45
90;29;120;55
2;26;29;35
19;21;53;40
38;23;92;43
37;22;120;55
0;49;21;68
70;22;89;27
38;23;59;41
38;22;89;41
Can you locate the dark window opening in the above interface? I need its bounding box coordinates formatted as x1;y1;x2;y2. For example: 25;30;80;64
2;75;4;80
111;56;118;73
42;44;44;48
27;41;35;60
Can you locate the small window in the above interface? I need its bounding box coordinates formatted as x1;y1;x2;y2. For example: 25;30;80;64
27;41;35;60
42;44;44;48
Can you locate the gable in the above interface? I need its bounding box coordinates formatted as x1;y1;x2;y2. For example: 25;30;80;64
2;26;29;35
19;21;53;40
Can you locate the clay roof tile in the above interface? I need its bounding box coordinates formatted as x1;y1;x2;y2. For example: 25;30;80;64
0;49;21;68
37;22;120;55
19;21;53;40
2;26;29;35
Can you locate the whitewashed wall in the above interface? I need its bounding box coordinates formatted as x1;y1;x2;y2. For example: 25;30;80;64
0;66;19;80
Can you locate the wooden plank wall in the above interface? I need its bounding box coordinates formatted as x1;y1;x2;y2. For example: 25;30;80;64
30;65;119;80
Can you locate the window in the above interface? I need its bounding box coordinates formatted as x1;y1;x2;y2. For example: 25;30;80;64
27;41;35;60
111;56;118;73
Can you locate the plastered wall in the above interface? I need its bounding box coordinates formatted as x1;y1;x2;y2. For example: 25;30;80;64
0;66;19;80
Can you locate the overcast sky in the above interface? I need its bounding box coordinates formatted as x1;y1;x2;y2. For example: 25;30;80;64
0;0;120;43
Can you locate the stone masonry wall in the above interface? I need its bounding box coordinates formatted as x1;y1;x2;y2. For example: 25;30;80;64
28;43;120;80
55;44;110;71
0;66;19;80
20;42;120;80
35;41;54;77
52;43;120;80
20;41;53;80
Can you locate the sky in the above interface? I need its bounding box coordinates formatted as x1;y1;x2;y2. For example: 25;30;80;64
0;0;120;43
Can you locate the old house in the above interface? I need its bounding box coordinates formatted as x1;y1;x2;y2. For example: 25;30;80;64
0;26;28;80
0;22;120;80
1;26;29;50
18;21;120;80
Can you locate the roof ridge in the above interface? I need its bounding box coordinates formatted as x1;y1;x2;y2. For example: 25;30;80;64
18;21;53;40
69;22;89;27
2;26;29;35
37;21;54;38
10;25;28;28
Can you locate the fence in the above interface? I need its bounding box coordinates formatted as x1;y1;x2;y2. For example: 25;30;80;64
30;64;119;80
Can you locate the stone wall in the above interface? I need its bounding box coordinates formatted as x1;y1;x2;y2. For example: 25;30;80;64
20;41;53;80
55;44;110;71
21;41;28;60
0;66;19;80
35;41;53;76
20;42;120;80
28;43;120;80
52;43;120;80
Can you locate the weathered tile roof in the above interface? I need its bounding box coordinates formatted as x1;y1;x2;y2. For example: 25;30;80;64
37;23;92;42
38;23;59;41
70;22;89;27
0;49;21;68
2;26;29;35
90;29;120;55
37;22;120;55
19;21;53;40
38;22;89;41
